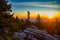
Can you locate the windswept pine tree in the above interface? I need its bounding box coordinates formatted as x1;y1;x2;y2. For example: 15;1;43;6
0;0;23;40
27;11;30;21
0;0;12;16
25;11;31;26
0;0;12;32
0;0;12;11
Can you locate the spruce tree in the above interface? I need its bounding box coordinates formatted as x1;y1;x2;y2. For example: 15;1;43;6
0;0;12;32
27;11;30;22
26;11;31;26
0;0;13;40
0;0;13;18
0;0;12;12
36;14;42;29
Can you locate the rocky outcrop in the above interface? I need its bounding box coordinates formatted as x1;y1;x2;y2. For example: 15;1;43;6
13;25;58;40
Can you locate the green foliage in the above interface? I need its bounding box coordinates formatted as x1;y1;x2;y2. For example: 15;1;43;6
0;0;26;39
0;0;60;40
0;0;12;12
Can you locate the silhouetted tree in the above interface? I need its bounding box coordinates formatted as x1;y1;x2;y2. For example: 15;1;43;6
0;0;12;12
0;0;21;40
56;18;60;35
27;11;30;22
36;14;43;29
15;16;19;22
25;11;31;26
0;0;12;33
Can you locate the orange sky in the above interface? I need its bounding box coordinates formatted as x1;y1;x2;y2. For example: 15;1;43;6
13;11;60;19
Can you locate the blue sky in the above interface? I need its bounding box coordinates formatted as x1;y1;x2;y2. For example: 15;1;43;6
8;0;60;18
9;0;60;2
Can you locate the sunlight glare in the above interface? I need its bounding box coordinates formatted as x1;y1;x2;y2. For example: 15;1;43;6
47;12;55;19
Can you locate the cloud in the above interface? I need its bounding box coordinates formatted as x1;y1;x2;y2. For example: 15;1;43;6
12;2;60;8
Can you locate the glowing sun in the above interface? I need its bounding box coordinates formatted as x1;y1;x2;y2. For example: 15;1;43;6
47;13;55;18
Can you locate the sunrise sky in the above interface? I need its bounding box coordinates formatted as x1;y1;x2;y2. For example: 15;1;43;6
8;0;60;18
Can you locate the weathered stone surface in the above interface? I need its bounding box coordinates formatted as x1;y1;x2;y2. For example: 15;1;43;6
13;25;58;40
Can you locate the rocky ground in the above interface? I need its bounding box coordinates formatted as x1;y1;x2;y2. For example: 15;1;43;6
13;25;59;40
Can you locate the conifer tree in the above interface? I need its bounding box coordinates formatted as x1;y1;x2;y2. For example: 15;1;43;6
0;0;12;32
0;0;12;12
27;11;30;22
26;11;31;26
36;14;42;29
0;0;13;18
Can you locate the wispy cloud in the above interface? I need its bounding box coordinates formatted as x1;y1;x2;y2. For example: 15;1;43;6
12;2;60;8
